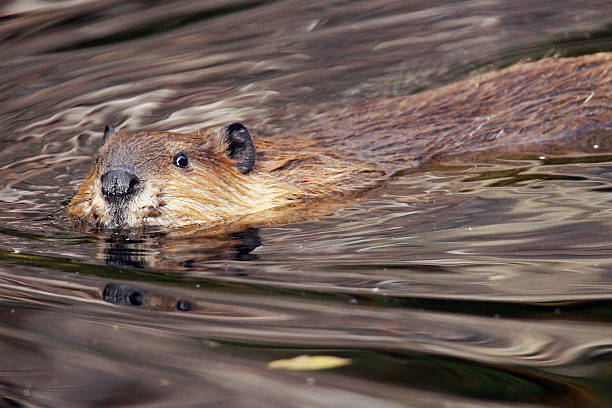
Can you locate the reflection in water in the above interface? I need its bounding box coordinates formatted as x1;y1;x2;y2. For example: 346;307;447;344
1;1;612;407
103;282;144;306
103;282;191;311
102;227;261;269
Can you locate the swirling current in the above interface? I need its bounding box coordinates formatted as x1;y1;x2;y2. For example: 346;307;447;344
1;1;612;407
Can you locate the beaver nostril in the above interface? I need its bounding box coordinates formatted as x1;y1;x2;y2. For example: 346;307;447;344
127;177;139;194
101;169;140;199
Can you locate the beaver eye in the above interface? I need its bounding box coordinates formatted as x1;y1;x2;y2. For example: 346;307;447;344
174;153;189;168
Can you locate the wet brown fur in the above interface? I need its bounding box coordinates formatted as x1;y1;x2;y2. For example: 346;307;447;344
68;127;383;229
69;53;612;229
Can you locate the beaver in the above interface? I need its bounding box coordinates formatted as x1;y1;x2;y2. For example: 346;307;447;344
68;121;383;229
68;53;612;229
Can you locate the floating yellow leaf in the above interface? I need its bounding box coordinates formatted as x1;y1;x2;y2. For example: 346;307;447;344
267;355;351;371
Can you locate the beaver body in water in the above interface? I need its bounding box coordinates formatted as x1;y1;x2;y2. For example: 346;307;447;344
69;53;612;229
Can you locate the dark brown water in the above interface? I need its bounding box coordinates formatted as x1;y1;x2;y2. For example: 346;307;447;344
1;1;612;407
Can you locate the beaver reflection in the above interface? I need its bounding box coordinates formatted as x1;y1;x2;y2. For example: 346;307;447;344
103;282;191;311
103;227;261;269
104;234;148;269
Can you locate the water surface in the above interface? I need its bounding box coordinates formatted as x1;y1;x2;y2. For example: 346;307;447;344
1;1;612;407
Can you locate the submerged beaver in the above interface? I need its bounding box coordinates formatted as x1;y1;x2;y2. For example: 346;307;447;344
69;53;612;229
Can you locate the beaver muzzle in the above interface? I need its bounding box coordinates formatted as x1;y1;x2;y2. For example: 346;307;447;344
101;168;140;202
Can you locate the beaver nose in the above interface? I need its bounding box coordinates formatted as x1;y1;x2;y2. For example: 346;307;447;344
101;169;140;199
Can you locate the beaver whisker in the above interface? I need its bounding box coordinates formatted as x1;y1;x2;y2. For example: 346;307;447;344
67;196;94;205
161;209;186;225
164;174;298;197
160;183;262;200
64;198;91;208
156;211;173;226
158;196;224;218
64;201;92;216
157;208;182;228
162;175;256;197
159;190;254;209
159;191;277;214
168;208;219;227
48;199;90;218
78;207;94;225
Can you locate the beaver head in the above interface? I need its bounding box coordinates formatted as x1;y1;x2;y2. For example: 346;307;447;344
68;123;302;229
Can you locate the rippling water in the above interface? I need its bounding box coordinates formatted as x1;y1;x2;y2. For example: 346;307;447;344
1;1;612;407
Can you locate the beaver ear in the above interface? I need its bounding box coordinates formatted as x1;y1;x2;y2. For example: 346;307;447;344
101;125;115;146
221;122;256;174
